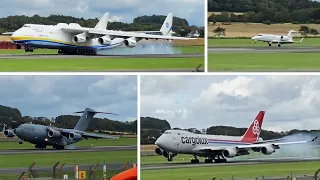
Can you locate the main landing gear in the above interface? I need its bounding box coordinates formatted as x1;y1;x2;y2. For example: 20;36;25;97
54;145;65;150
268;42;281;47
24;48;34;52
58;49;97;56
35;144;46;149
190;155;227;164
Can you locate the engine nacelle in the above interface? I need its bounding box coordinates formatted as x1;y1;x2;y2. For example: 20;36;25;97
47;129;61;138
124;37;137;48
155;148;163;155
223;148;237;158
69;132;82;140
261;145;275;155
98;35;112;45
72;33;87;43
3;130;15;137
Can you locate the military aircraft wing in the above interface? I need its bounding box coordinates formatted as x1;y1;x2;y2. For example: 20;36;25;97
61;129;118;140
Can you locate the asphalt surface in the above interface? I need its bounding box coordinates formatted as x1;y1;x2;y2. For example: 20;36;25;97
0;53;203;59
0;145;137;155
208;46;320;53
141;157;320;170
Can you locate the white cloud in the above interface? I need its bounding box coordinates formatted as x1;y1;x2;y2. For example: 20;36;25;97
140;75;320;132
0;0;204;26
0;75;137;122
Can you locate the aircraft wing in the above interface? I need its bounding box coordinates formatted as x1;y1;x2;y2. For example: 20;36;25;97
61;129;118;140
61;27;196;40
254;137;286;144
192;136;317;153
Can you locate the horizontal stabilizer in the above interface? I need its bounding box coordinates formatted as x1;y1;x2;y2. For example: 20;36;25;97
74;108;118;115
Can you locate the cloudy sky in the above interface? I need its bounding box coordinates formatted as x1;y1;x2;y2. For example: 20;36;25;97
140;75;320;132
0;0;204;26
0;75;137;122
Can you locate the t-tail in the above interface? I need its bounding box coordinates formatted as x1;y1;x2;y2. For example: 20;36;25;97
73;108;118;131
241;111;265;143
287;30;297;40
160;13;173;36
94;12;110;30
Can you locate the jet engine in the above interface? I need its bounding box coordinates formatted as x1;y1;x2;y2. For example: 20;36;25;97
98;35;112;45
124;37;137;48
47;129;61;138
222;148;237;158
69;132;82;140
261;145;275;155
3;129;15;137
72;33;87;43
155;148;163;155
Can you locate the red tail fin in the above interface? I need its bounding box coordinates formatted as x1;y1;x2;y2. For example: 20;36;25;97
241;111;265;143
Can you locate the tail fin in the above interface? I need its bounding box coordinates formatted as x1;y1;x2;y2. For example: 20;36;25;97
73;108;118;131
94;12;110;30
287;30;296;39
241;111;265;143
160;13;173;36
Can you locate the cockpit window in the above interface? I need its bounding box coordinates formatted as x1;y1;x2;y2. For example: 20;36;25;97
23;25;30;28
164;132;171;134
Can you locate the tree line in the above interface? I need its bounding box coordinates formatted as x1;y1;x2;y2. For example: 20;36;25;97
208;0;320;24
141;116;320;145
0;105;137;134
0;14;203;37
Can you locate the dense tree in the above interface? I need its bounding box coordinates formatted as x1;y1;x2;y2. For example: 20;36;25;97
0;105;136;134
208;0;320;23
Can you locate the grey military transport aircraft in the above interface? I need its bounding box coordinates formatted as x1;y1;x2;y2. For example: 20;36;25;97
1;108;119;149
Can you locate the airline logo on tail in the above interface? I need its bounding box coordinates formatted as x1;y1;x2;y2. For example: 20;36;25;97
241;111;265;143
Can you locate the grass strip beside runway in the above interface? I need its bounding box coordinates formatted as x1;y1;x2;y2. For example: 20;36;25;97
208;38;320;47
0;57;203;71
208;53;320;71
0;137;137;149
141;161;320;180
0;150;137;168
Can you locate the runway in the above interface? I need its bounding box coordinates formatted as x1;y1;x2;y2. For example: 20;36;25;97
0;145;137;155
208;46;320;53
141;157;320;170
0;53;203;59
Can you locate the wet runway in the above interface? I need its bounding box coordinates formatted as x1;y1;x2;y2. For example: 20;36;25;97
0;145;137;155
208;46;320;53
142;157;320;170
0;53;203;59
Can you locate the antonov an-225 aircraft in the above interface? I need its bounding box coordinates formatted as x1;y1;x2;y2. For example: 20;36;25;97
10;12;194;55
155;111;318;163
2;108;118;149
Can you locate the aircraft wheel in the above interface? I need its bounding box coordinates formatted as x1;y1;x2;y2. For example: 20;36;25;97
268;43;271;47
19;141;23;144
56;146;65;150
191;159;199;163
278;44;281;47
205;159;213;163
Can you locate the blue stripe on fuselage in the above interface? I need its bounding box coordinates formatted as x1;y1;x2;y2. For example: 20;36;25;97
13;40;123;50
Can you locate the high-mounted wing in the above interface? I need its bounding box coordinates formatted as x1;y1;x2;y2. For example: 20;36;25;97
61;129;118;140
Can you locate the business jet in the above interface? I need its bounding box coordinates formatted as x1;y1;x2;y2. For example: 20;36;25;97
154;111;318;163
2;108;119;149
9;12;195;55
251;30;304;47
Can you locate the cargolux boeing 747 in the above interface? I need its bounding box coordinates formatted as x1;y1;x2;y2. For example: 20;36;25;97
154;111;318;163
9;12;195;55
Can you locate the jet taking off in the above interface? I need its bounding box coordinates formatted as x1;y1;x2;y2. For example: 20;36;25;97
155;111;318;163
9;12;195;55
2;108;118;149
251;30;304;47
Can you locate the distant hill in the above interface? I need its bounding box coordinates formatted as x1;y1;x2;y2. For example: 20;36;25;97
208;0;320;23
0;105;137;134
141;116;320;145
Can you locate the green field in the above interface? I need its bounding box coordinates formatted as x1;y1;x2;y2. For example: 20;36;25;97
141;161;320;180
208;38;320;47
0;150;137;168
0;46;204;71
208;53;320;71
0;137;137;150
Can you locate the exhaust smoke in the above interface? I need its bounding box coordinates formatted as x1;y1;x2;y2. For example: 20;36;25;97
98;40;180;55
